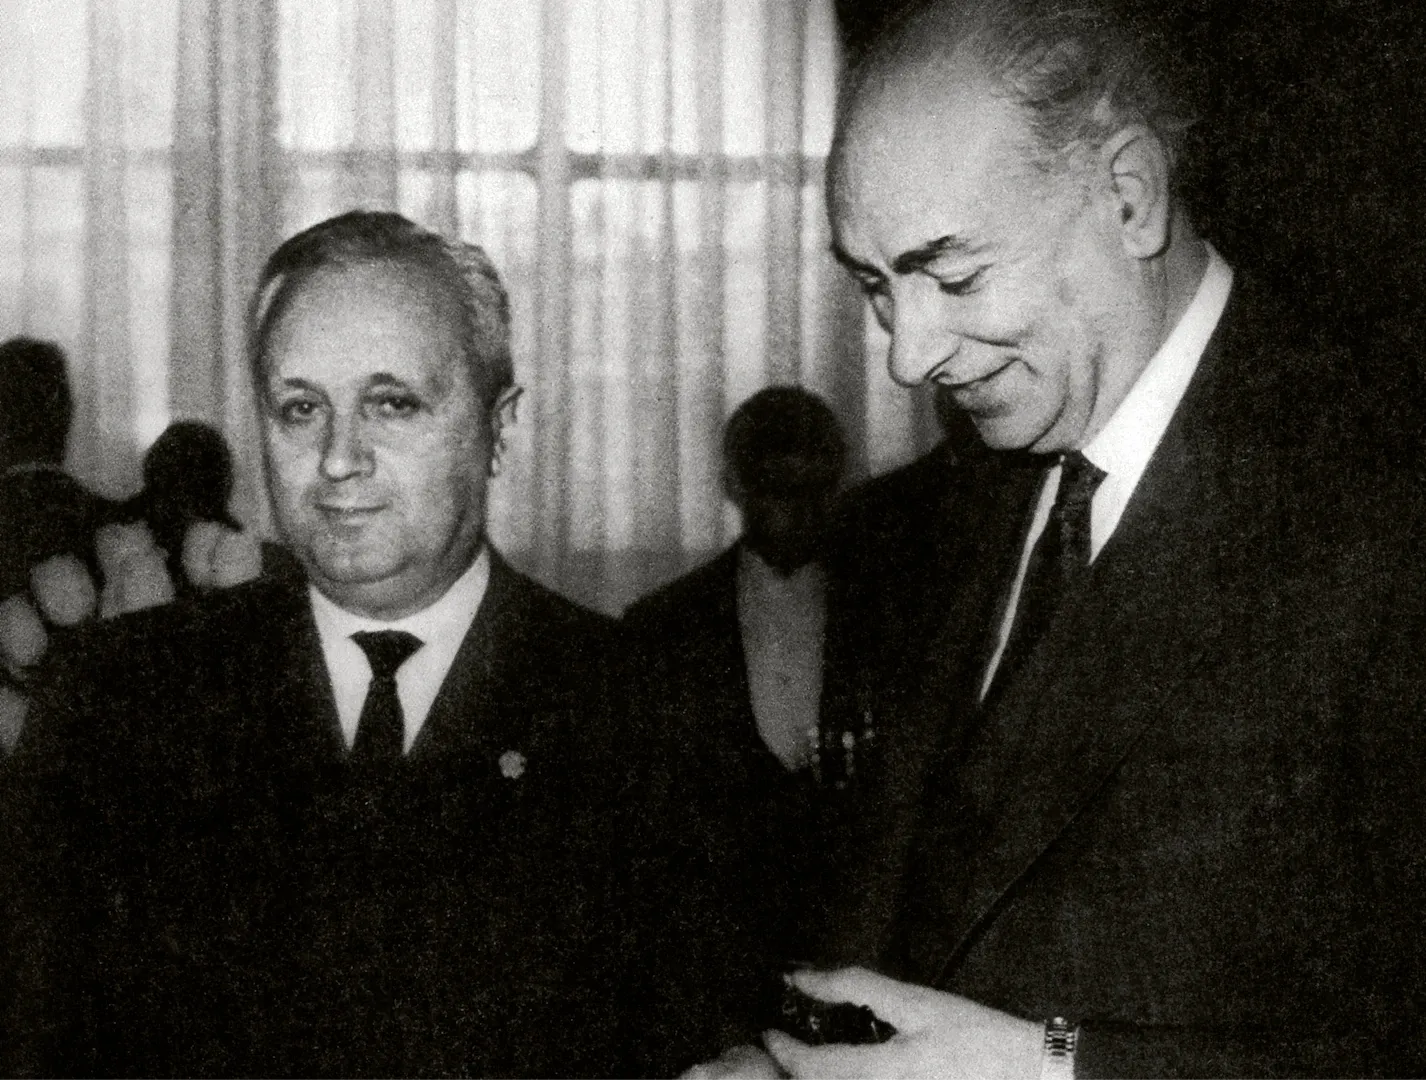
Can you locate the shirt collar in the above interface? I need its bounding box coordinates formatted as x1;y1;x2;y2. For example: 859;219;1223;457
737;545;827;594
1081;245;1234;481
309;544;491;652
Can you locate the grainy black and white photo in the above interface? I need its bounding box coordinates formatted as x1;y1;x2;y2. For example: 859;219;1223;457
3;0;1426;1076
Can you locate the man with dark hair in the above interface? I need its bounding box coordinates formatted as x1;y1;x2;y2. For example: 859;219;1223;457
7;211;620;1077
621;385;848;1074
0;337;72;474
0;338;123;751
0;347;266;752
0;338;112;599
696;1;1426;1076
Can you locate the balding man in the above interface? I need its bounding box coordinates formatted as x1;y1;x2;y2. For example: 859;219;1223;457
699;1;1426;1077
5;212;620;1077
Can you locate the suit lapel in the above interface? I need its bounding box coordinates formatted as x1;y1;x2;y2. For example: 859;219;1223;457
918;327;1249;983
238;579;346;767
410;551;511;762
875;453;1042;796
817;455;1037;965
714;547;758;759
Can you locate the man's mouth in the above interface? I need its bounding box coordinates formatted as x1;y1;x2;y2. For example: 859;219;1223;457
316;503;386;521
939;359;1017;408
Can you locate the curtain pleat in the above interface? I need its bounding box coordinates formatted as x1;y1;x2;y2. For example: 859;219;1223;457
424;0;459;236
683;0;729;555
763;0;807;388
80;3;136;488
531;0;574;588
644;0;682;566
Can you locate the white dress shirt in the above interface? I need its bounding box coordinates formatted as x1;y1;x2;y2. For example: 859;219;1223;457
736;546;827;771
309;546;491;752
981;247;1234;698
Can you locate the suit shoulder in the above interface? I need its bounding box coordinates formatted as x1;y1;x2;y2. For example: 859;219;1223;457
38;578;289;695
84;576;286;647
622;550;736;630
499;562;615;648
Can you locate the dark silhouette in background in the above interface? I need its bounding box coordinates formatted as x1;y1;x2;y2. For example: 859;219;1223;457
122;420;243;595
721;386;848;580
620;386;849;1075
0;338;118;601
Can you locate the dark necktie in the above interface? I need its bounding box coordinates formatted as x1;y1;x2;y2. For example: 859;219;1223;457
350;630;423;764
991;450;1106;693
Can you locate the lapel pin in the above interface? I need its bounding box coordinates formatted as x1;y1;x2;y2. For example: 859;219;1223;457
499;750;527;780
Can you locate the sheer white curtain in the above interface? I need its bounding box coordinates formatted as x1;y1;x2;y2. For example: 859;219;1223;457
0;0;937;613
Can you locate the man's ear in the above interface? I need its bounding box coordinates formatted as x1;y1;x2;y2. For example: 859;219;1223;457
488;385;523;476
1101;123;1172;259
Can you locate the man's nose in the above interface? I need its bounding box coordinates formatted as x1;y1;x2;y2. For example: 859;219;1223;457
319;413;374;482
887;287;962;387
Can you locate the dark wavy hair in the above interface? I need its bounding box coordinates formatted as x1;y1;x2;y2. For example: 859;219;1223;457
845;0;1197;180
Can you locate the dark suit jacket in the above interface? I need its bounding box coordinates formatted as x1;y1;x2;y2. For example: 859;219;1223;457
812;438;1038;968
619;548;826;1075
864;281;1426;1076
5;551;622;1078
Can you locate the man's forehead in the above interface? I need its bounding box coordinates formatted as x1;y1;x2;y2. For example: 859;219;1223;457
296;258;453;310
263;260;467;383
270;261;460;340
832;80;1034;250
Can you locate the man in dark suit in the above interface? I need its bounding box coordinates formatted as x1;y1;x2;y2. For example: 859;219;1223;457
5;211;619;1077
811;388;1009;972
0;338;118;603
0;348;268;754
701;1;1426;1076
621;386;847;1074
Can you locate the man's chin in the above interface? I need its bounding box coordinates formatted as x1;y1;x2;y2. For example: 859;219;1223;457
298;552;414;613
299;547;399;588
970;408;1073;455
969;412;1041;453
309;574;425;620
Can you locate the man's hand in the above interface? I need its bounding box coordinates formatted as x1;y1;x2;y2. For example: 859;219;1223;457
183;520;263;590
0;521;264;754
764;967;1043;1080
680;1043;783;1079
95;523;175;617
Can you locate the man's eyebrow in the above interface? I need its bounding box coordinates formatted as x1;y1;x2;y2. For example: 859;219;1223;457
831;244;877;276
891;235;982;276
272;376;322;393
366;373;413;389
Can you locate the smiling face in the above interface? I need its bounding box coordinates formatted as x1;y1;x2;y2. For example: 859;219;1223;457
260;260;494;619
829;65;1151;454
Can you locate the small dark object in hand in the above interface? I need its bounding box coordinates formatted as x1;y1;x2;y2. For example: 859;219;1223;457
776;982;897;1045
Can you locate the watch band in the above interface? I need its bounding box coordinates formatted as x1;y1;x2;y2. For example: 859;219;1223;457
1041;1016;1078;1080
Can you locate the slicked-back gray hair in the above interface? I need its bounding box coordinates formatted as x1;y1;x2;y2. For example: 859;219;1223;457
848;0;1197;178
249;210;515;410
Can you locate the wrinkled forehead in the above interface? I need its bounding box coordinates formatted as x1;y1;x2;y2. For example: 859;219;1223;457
256;259;465;373
828;61;1039;254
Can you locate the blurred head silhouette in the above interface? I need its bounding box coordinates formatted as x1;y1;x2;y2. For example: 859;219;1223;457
135;422;239;576
0;338;72;474
141;421;236;526
724;386;848;574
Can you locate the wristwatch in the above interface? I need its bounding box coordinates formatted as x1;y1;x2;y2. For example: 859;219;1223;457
1041;1016;1078;1080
